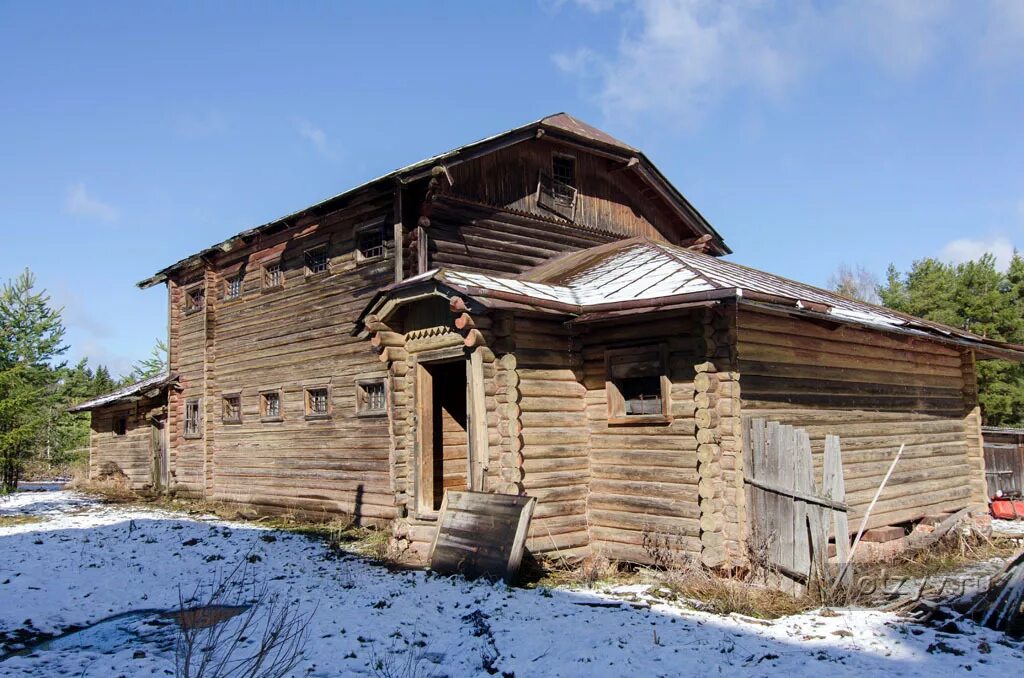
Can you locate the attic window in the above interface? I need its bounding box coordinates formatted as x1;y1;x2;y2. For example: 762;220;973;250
263;262;283;289
356;225;389;261
552;154;576;205
225;275;243;300
260;390;282;421
304;245;329;275
605;344;671;425
113;416;127;436
184;398;202;438
305;387;331;419
222;394;241;424
184;286;204;314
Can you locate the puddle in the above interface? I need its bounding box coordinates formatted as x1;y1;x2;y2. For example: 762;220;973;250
1;605;250;661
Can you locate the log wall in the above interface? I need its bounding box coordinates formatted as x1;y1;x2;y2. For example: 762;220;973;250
578;312;707;564
736;307;987;533
89;397;163;490
512;316;592;559
424;197;616;276
168;189;397;520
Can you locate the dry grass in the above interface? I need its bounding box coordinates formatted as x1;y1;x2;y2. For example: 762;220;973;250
66;473;138;503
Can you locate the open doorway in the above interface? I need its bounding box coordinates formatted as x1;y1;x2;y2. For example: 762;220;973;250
417;359;468;512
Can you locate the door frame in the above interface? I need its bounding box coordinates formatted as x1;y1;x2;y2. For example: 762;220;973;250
413;347;488;517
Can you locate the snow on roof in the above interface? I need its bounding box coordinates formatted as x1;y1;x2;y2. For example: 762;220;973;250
426;238;1024;359
68;373;176;413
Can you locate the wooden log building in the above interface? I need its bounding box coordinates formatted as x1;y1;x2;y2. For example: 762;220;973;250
71;113;1024;568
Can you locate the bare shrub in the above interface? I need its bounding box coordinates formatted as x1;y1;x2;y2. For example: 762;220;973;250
369;638;439;678
175;558;314;678
67;471;137;503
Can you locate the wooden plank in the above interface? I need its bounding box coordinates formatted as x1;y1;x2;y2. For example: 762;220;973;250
824;435;852;587
429;490;537;584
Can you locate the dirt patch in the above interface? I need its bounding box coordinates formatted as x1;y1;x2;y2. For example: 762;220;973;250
0;515;45;528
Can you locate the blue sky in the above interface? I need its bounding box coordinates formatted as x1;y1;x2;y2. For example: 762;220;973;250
1;1;1022;377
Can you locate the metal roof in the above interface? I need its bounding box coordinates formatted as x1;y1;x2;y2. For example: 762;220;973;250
68;373;177;413
365;237;1024;361
137;113;726;288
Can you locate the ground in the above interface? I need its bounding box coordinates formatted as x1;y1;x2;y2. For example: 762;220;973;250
1;491;1022;677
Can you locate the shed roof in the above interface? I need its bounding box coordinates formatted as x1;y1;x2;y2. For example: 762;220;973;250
68;373;177;413
358;237;1024;361
138;113;726;288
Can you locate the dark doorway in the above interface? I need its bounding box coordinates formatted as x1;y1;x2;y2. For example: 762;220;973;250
417;359;468;512
151;415;168;491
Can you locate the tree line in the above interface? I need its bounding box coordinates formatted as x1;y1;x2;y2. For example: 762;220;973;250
0;269;166;492
831;253;1024;428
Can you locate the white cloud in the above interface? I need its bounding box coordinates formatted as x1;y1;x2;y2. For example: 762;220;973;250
65;183;118;223
556;0;803;127
939;236;1017;271
554;0;1002;126
297;119;331;157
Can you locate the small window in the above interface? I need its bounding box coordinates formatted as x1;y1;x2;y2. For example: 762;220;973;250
184;398;202;437
225;275;243;300
552;155;576;206
260;391;282;421
304;245;329;275
113;416;127;436
184;286;204;314
222;394;241;423
263;263;283;289
356;226;390;261
356;379;386;416
305;387;331;418
605;345;671;424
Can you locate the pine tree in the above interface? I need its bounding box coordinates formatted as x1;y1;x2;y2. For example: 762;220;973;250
0;269;67;492
128;338;168;382
879;254;1024;427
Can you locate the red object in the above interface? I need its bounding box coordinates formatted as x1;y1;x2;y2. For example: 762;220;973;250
991;498;1024;520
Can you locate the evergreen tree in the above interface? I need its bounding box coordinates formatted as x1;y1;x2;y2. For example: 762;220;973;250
0;269;68;491
879;253;1024;427
128;338;168;382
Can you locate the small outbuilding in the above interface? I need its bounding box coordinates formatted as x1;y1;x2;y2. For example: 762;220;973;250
69;373;177;491
982;426;1024;498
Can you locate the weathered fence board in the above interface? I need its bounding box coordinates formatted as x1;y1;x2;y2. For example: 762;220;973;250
429;490;537;583
744;418;850;592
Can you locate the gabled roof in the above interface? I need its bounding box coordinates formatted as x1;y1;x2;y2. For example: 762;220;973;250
138;113;727;288
356;237;1024;361
68;373;177;413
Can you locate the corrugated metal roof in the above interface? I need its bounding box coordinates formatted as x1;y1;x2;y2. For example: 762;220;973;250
420;237;1024;360
68;373;176;413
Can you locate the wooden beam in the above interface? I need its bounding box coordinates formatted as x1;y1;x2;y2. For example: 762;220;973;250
393;182;404;284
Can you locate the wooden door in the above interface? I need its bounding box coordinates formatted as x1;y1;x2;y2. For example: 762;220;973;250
416;359;469;513
151;416;168;491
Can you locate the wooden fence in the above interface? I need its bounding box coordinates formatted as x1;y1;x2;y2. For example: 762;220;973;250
982;428;1024;498
743;418;850;592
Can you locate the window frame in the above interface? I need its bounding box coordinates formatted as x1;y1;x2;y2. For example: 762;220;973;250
355;378;387;417
604;343;672;425
222;393;242;424
551;153;577;207
183;284;205;315
262;261;284;291
303;244;330;277
112;415;127;436
259;389;283;422
304;385;332;420
224;274;243;301
355;221;390;264
184;397;203;438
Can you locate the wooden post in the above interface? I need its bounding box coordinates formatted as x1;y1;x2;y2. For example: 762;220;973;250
393;182;404;284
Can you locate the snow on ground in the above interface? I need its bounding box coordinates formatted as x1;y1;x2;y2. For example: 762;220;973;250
993;519;1024;536
1;492;1022;677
